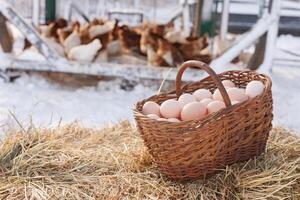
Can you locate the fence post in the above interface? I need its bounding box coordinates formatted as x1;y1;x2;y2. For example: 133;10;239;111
45;0;56;23
0;13;13;52
32;0;40;26
259;0;281;73
220;0;230;41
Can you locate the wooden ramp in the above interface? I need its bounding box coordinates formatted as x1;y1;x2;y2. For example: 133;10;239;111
0;1;203;82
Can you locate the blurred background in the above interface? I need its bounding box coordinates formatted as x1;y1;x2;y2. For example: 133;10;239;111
0;0;299;135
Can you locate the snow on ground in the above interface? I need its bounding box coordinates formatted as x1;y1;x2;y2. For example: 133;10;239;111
0;68;299;137
0;75;156;132
271;69;300;133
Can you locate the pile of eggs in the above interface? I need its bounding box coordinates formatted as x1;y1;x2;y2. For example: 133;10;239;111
142;80;265;122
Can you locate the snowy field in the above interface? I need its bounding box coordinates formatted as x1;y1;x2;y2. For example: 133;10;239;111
0;65;299;137
1;30;300;136
0;0;300;137
0;76;156;130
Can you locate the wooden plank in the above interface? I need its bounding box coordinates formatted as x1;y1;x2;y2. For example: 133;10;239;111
0;13;13;52
0;1;63;62
0;56;205;82
0;1;206;82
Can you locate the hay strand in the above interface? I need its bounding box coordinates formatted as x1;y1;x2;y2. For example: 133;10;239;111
0;122;299;199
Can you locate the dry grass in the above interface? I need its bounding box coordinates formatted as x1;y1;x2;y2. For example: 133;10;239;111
0;121;299;199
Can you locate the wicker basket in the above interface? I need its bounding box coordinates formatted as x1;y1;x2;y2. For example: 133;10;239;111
133;60;273;181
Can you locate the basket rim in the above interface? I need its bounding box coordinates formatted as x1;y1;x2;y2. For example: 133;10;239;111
133;69;272;126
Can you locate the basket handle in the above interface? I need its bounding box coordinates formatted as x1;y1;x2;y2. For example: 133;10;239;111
176;60;232;107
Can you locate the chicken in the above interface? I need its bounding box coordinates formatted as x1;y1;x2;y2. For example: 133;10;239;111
62;28;81;53
68;39;102;62
57;21;80;44
156;38;173;66
118;25;141;53
157;37;183;67
164;30;187;44
48;18;68;39
178;35;210;62
106;20;121;55
140;30;157;55
78;20;116;48
141;21;174;37
89;20;115;39
79;23;91;44
146;45;168;67
90;18;106;26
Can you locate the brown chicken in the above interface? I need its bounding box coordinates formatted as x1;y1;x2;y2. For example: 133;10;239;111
178;35;211;63
56;21;80;44
118;25;142;53
47;18;68;39
141;32;182;67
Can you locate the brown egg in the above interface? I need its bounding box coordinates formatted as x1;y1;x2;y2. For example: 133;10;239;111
231;100;239;105
178;93;197;108
147;114;160;119
160;99;181;118
157;118;167;121
181;102;207;121
227;88;248;102
142;101;160;116
207;101;226;114
167;118;181;123
200;98;214;107
193;89;212;101
213;88;248;103
245;80;265;98
212;89;222;101
222;80;235;88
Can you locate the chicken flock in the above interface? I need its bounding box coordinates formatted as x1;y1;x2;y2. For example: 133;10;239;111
35;18;212;67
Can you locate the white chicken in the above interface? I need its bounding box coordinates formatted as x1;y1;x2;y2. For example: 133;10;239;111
88;21;115;39
68;39;102;62
63;30;81;53
164;30;187;44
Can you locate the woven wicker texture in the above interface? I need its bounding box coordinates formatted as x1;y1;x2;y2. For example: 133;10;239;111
133;60;273;181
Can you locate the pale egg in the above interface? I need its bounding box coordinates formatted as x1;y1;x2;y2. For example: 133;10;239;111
231;100;239;105
147;114;159;119
212;89;222;101
160;99;181;118
200;98;214;107
245;80;265;98
181;102;207;121
142;101;160;116
227;87;248;102
167;118;181;123
238;88;246;93
207;101;226;114
178;93;197;107
222;80;235;88
214;88;248;103
193;89;212;101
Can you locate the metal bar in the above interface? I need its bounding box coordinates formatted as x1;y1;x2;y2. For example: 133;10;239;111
220;0;230;41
